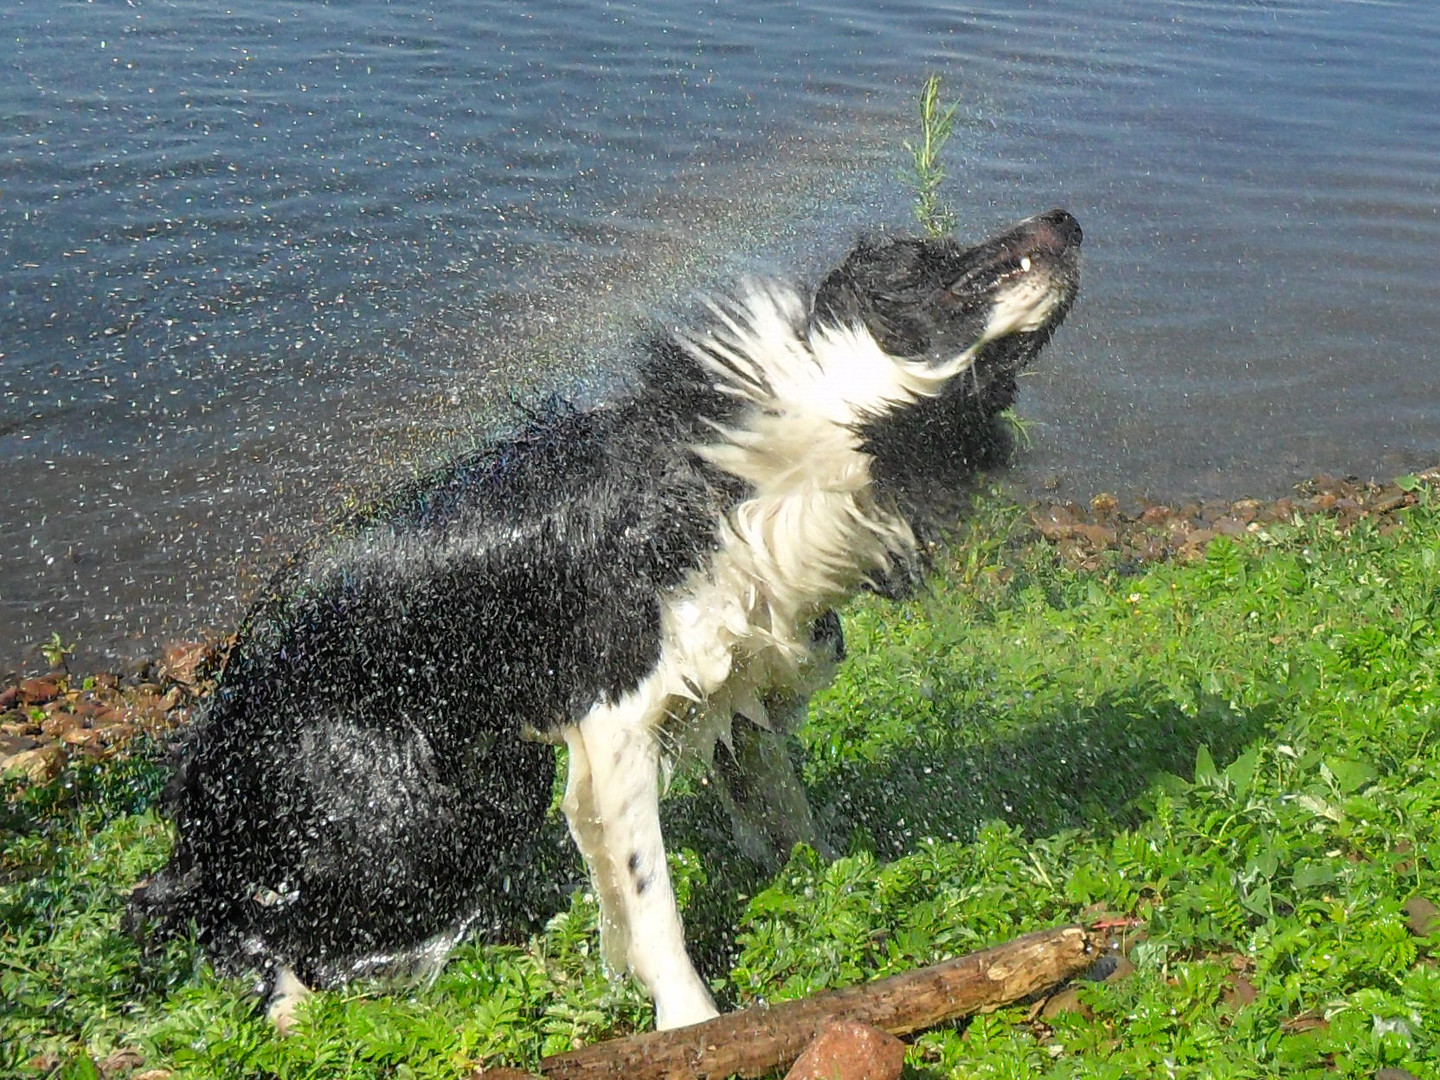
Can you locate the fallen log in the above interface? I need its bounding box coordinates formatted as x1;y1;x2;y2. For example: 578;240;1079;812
530;924;1097;1080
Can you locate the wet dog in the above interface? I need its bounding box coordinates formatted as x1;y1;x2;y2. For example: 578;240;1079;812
129;209;1081;1031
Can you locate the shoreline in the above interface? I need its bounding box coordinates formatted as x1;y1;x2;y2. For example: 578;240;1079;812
4;466;1435;786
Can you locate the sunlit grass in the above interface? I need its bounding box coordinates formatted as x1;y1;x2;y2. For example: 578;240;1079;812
6;483;1440;1077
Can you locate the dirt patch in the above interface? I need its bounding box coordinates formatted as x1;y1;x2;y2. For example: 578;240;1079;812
1;640;222;783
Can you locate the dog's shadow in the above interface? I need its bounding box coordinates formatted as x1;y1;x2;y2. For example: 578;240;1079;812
656;682;1274;986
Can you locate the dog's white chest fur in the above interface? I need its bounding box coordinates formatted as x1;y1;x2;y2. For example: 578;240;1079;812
649;285;941;753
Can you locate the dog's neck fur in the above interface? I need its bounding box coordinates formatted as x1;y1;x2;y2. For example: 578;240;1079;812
637;282;982;752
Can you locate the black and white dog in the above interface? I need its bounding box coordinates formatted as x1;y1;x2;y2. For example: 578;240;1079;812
130;209;1081;1031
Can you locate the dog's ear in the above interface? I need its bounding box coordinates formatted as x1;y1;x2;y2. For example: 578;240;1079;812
812;236;953;358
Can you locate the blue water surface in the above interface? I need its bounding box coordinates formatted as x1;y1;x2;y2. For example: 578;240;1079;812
2;0;1437;664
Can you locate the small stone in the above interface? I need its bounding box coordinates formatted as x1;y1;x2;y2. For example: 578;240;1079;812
1090;492;1119;518
1266;497;1295;520
1103;954;1136;982
40;710;84;739
784;1019;905;1080
93;722;138;747
1222;974;1257;1011
1371;492;1412;514
1280;1011;1328;1034
98;1047;146;1078
92;704;131;726
126;690;167;723
1374;1070;1420;1080
1031;503;1080;540
0;732;40;757
1074;523;1118;549
1392;840;1415;876
161;641;214;686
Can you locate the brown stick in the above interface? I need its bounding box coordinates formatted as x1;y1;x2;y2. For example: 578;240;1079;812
535;924;1096;1080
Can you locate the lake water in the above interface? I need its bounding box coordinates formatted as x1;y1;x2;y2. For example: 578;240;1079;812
3;0;1438;667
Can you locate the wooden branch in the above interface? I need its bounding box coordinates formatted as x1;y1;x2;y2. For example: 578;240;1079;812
534;924;1097;1080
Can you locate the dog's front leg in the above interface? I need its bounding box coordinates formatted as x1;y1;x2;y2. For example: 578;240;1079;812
562;703;718;1030
714;715;833;869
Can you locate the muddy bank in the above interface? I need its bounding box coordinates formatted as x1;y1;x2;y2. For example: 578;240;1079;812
3;468;1436;786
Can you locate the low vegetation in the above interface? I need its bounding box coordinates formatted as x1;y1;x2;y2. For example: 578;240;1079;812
5;474;1439;1078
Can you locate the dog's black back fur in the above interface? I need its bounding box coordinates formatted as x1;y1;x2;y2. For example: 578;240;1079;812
134;346;757;987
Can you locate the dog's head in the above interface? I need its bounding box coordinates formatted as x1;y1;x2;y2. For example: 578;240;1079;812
814;208;1081;396
810;209;1082;551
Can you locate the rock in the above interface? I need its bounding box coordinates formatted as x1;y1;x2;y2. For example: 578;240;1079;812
1280;1011;1328;1034
1222;974;1257;1011
1090;492;1119;518
91;722;138;748
160;641;213;686
0;732;40;757
19;677;60;705
1031;503;1080;541
1402;897;1439;938
98;1048;146;1078
1;743;66;784
40;710;84;739
1040;987;1091;1020
784;1019;905;1080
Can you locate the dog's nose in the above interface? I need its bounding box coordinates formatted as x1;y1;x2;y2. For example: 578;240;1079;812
1037;208;1082;249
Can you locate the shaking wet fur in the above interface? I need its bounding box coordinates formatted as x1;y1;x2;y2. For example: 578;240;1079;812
130;209;1082;1031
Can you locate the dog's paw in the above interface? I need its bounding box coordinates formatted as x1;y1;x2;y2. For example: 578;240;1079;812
653;986;720;1031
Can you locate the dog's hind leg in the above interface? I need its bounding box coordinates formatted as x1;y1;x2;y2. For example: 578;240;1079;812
264;966;312;1035
562;703;718;1030
560;726;631;973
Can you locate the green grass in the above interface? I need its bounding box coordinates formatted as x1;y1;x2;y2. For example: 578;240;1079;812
5;483;1440;1078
